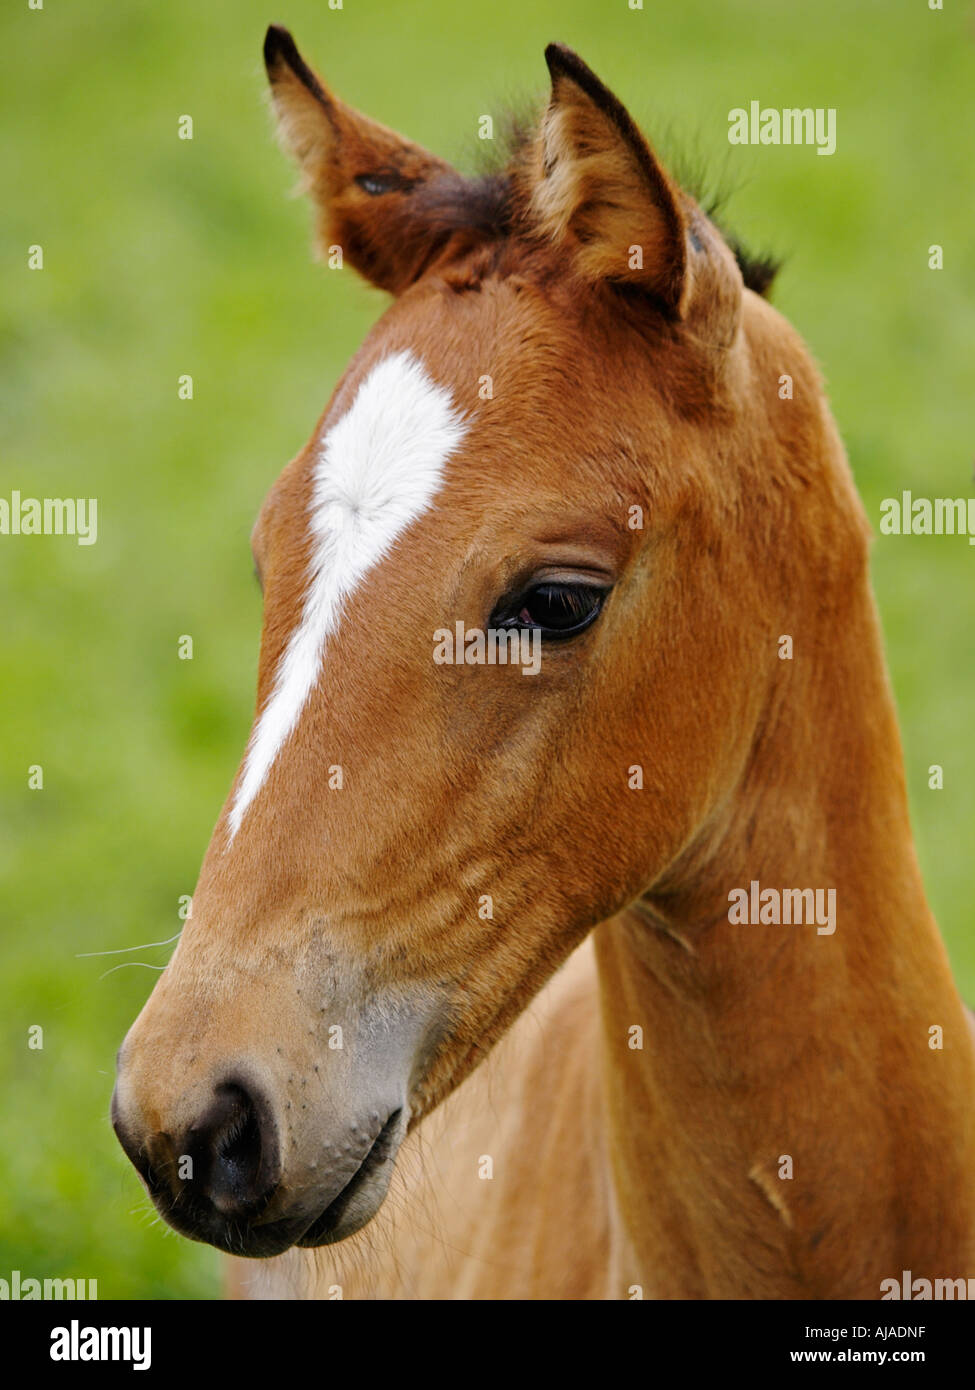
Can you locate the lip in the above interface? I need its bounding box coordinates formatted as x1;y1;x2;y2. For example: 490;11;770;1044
152;1202;310;1259
295;1107;403;1247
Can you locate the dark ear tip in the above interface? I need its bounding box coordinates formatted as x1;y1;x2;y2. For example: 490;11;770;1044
264;23;298;76
543;42;573;77
544;42;590;85
263;25;331;107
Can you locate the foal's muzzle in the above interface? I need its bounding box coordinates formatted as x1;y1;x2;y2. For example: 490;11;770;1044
112;1063;409;1257
111;959;437;1257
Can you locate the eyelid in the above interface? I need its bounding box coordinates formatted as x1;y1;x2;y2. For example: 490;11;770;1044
531;569;612;590
499;572;611;613
531;558;616;584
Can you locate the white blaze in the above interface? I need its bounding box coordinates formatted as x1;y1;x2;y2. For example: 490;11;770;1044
227;350;468;841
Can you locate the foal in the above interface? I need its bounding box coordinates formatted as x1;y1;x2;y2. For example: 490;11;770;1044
112;29;975;1299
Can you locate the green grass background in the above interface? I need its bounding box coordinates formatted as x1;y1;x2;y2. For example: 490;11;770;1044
1;0;972;1298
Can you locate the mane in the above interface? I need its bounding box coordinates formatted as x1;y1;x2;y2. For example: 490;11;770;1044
425;109;781;298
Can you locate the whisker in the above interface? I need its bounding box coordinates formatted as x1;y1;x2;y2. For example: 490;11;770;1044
77;931;183;959
98;962;168;981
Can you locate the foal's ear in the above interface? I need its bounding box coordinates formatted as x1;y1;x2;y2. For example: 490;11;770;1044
528;45;740;336
264;26;459;294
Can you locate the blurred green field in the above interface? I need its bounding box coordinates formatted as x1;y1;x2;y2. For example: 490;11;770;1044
1;0;972;1298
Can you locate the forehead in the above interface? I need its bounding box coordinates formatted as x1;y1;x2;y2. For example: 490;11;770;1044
254;272;659;551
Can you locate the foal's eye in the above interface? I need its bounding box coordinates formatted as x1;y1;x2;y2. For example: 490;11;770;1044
492;582;607;639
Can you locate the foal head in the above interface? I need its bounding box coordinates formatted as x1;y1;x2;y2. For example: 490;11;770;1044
113;28;863;1256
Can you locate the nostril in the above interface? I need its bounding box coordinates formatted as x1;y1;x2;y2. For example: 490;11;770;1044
112;1072;281;1225
212;1091;263;1209
192;1081;280;1219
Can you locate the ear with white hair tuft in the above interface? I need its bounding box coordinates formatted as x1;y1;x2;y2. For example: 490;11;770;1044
524;43;743;346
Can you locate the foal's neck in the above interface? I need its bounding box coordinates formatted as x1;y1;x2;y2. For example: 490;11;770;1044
593;574;975;1298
